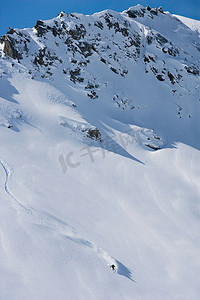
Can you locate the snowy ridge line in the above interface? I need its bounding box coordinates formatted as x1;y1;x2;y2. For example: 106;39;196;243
0;159;134;281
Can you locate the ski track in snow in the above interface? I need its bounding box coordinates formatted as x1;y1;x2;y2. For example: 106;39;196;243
0;159;134;282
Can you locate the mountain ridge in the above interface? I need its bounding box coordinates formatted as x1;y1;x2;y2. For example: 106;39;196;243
0;4;199;151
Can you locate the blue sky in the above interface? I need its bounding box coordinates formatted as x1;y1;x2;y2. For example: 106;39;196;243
0;0;199;36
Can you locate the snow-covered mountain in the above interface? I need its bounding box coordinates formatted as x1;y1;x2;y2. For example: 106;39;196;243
0;4;200;299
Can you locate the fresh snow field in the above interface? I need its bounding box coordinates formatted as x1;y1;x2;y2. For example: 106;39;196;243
0;4;200;300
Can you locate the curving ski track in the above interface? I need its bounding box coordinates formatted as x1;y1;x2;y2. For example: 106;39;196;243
0;159;134;281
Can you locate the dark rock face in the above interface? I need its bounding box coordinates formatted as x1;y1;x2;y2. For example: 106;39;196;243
110;66;119;74
7;27;15;34
156;74;165;81
34;20;50;37
150;9;158;16
157;6;164;13
87;128;102;142
146;35;153;45
155;33;168;45
33;48;62;67
1;35;22;60
144;56;150;63
168;72;176;84
126;6;164;19
145;144;160;150
168;46;179;56
126;8;146;18
34;20;58;37
70;68;84;83
68;24;86;40
185;65;199;75
3;39;14;58
94;21;104;30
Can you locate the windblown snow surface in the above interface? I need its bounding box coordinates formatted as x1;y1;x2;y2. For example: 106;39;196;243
0;4;200;300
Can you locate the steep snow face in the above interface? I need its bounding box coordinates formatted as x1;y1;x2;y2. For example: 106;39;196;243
0;5;200;300
174;14;200;33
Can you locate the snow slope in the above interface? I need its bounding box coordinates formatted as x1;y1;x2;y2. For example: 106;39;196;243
0;4;200;300
174;14;200;33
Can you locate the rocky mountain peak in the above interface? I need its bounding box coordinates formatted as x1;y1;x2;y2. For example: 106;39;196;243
0;5;199;149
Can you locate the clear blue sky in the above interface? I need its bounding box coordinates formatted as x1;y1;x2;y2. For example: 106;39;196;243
0;0;199;36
